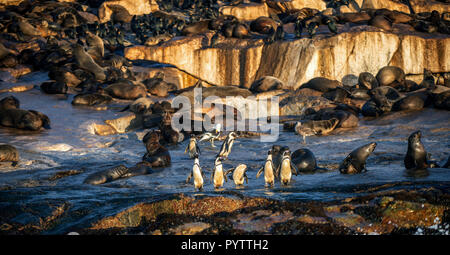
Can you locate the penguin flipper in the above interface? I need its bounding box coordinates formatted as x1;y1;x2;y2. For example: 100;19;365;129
186;172;192;183
224;172;228;182
184;144;189;154
225;168;234;176
196;143;201;155
291;161;299;176
244;173;248;184
120;105;130;112
275;164;281;179
256;167;264;179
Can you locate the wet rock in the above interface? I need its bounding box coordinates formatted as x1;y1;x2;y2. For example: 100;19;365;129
381;200;446;229
169;222;211;235
231;210;295;233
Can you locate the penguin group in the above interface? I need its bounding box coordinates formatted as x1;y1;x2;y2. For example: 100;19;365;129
184;128;448;191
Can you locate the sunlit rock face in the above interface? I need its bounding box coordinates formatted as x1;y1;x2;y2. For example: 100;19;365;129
125;35;265;89
98;0;159;23
409;0;450;13
265;0;327;13
220;2;270;21
361;0;410;13
125;26;449;90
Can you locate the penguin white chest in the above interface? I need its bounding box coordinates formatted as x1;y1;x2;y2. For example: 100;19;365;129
193;166;203;189
280;159;292;184
214;165;224;188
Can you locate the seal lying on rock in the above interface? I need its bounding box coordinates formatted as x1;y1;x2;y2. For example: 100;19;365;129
299;77;342;93
376;66;406;88
72;93;112;106
103;82;147;100
358;72;379;90
339;142;377;174
120;97;154;114
404;130;439;170
250;76;284;93
0;144;19;167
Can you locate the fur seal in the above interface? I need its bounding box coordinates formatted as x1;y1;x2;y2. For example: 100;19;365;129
120;97;154;114
84;165;129;185
369;15;392;30
294;118;339;143
226;164;248;187
181;20;210;35
72;93;112;106
186;154;205;191
250;76;284;93
0;96;20;110
85;31;104;60
300;77;342;92
392;94;426;111
256;149;276;187
275;148;298;185
250;17;276;34
0;107;50;131
358;72;379;90
73;44;106;81
185;135;201;159
339;142;377;174
142;130;171;167
103;82;147;100
433;90;450;110
404;130;437;170
40;81;68;94
0;144;19;167
211;156;227;189
291;148;325;173
376;66;406;88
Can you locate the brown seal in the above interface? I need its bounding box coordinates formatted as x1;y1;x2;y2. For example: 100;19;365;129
0;144;19;167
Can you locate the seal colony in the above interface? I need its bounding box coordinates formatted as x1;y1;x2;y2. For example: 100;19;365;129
0;1;449;187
